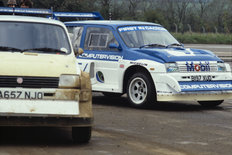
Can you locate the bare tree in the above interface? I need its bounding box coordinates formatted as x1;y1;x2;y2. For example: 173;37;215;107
198;0;210;18
97;0;111;19
128;0;142;19
175;0;191;25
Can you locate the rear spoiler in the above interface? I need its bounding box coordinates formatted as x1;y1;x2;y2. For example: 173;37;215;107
53;12;104;20
0;7;52;16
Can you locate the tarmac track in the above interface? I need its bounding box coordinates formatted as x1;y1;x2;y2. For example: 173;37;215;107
1;96;232;155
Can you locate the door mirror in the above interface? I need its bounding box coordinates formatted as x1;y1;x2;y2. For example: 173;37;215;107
109;43;122;51
74;48;84;57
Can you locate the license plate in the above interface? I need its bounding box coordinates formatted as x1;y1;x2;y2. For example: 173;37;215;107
191;75;212;81
0;91;43;99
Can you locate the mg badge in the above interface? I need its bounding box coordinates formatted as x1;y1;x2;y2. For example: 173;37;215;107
17;77;23;84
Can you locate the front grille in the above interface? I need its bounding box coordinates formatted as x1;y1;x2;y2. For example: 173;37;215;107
0;76;59;88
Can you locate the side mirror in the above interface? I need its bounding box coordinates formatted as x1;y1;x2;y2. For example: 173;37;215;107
74;48;84;57
109;43;122;51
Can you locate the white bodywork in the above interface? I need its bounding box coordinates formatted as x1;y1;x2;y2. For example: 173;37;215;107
78;58;232;101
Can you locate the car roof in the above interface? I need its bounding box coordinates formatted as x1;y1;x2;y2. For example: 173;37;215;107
0;15;65;26
65;20;161;28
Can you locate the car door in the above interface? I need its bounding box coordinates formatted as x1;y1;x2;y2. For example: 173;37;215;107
78;26;123;92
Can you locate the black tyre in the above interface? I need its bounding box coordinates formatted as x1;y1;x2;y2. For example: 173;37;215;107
102;92;123;98
72;127;92;143
198;100;224;107
127;72;156;108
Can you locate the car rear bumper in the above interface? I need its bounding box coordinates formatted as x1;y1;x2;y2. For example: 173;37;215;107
0;99;79;116
0;116;93;127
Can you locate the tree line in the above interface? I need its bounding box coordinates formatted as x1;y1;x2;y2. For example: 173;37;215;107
2;0;232;33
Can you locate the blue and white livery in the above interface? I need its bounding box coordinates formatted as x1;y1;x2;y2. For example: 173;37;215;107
65;20;232;107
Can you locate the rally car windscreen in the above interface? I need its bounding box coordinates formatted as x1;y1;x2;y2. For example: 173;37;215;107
0;22;71;54
118;25;179;48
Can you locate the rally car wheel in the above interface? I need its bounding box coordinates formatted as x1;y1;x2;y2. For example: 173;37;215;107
198;100;224;107
127;72;155;108
72;127;91;143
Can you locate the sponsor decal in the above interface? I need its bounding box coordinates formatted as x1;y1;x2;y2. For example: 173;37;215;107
96;71;104;83
179;81;232;92
166;48;195;56
83;64;88;72
118;26;167;32
79;53;123;61
186;61;210;72
130;62;148;66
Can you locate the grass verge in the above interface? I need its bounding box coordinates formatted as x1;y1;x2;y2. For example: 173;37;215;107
172;32;232;44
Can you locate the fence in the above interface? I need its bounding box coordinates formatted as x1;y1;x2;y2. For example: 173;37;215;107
171;23;230;33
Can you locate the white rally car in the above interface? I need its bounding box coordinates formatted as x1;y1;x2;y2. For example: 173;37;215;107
65;20;232;108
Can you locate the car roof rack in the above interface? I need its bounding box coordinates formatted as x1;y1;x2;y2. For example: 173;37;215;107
53;12;104;21
0;7;53;17
0;7;104;21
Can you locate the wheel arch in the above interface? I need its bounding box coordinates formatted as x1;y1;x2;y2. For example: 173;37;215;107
122;65;155;94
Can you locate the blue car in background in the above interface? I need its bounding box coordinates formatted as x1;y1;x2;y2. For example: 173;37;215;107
65;20;232;108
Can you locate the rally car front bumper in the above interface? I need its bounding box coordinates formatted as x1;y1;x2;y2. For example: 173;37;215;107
157;91;232;101
152;72;232;102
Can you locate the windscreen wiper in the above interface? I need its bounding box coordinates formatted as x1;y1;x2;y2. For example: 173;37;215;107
166;43;184;48
0;46;22;52
139;43;166;49
23;48;67;54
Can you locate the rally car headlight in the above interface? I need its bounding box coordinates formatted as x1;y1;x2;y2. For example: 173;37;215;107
217;63;226;72
59;75;80;88
166;63;179;72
